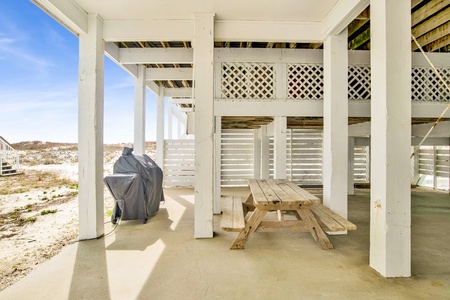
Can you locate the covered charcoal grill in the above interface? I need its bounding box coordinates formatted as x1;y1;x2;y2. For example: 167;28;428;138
104;147;165;224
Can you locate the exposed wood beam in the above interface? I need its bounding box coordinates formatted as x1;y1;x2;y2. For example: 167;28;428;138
348;18;369;38
309;43;322;49
266;42;275;48
247;42;252;48
349;28;370;49
348;7;370;38
146;68;193;80
412;6;450;38
118;48;193;64
412;0;426;10
425;32;450;51
146;80;160;96
104;42;138;77
411;0;450;27
290;43;297;49
165;88;193;98
412;21;450;51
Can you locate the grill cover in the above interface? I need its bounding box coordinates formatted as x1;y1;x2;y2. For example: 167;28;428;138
104;147;164;223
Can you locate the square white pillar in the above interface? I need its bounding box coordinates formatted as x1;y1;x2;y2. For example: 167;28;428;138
254;128;262;179
370;0;411;277
78;14;104;240
193;13;215;238
274;117;287;179
214;116;222;215
156;87;165;168
322;28;348;219
348;138;355;195
134;64;146;155
260;125;270;179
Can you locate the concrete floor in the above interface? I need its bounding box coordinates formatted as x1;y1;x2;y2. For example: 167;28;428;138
0;187;449;299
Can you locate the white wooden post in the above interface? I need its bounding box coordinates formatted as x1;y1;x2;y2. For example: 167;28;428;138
78;14;104;240
214;116;222;215
412;146;420;185
433;146;438;190
156;87;165;168
348;138;355;195
193;13;215;238
322;28;348;220
168;99;173;140
370;0;411;277
254;128;261;179
260;125;270;179
134;64;146;155
273;117;287;179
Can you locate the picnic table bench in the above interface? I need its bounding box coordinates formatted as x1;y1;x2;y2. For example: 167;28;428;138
221;179;357;250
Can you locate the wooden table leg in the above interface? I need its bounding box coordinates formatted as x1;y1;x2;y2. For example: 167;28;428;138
230;208;267;250
297;209;334;250
243;193;255;217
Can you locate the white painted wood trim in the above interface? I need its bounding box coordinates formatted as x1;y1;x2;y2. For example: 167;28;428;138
193;13;215;239
134;65;146;155
146;68;193;81
215;20;322;42
103;19;193;42
32;0;88;34
77;14;104;240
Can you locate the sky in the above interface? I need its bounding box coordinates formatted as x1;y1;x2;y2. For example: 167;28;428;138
0;1;160;144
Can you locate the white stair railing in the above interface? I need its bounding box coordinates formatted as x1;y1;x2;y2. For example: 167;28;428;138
0;136;20;175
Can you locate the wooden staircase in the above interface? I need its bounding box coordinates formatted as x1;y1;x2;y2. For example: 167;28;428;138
0;136;21;176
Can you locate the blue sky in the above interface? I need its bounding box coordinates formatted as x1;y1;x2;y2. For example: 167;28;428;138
0;1;159;144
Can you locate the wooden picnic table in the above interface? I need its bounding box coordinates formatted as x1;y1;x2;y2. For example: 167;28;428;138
229;179;356;250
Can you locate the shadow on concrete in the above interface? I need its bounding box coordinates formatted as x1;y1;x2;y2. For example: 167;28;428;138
68;239;110;300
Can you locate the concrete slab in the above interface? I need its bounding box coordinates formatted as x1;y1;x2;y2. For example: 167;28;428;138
1;187;449;299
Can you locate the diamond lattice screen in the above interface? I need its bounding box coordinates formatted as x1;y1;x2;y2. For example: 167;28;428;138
221;63;275;99
348;66;371;100
412;67;450;102
287;64;324;100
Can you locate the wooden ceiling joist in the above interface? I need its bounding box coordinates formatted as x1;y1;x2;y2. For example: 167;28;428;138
412;6;450;38
411;0;450;27
412;20;450;50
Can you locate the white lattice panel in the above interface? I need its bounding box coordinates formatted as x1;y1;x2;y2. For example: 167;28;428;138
287;64;324;100
221;63;275;99
348;66;371;100
412;67;450;102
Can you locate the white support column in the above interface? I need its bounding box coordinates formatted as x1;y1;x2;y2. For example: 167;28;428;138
168;99;173;140
78;14;104;240
412;146;420;185
322;28;348;219
193;13;215;238
274;116;287;179
214;116;222;215
433;146;438;190
370;0;411;277
260;125;270;179
156;87;165;168
348;138;355;195
254;128;262;179
134;64;146;155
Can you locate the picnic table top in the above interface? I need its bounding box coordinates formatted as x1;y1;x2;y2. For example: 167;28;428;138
248;179;320;209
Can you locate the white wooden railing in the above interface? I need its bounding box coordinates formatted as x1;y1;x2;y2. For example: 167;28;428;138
163;130;371;187
0;136;20;175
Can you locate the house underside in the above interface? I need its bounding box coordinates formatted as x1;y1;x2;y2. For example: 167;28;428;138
32;0;450;278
